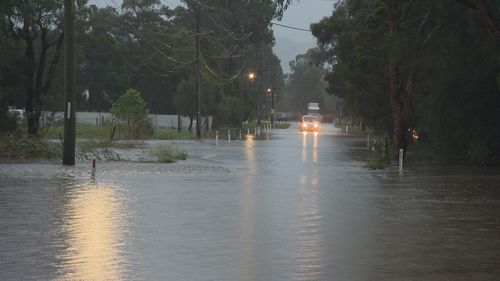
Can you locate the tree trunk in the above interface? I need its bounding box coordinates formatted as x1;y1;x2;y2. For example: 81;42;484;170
24;20;38;136
177;114;181;132
188;115;193;131
388;5;404;155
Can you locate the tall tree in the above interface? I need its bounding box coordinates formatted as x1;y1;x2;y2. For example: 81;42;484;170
5;0;68;135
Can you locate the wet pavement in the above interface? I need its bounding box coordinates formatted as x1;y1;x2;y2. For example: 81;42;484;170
1;123;500;280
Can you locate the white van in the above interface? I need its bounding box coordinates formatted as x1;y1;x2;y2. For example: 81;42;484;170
301;114;319;132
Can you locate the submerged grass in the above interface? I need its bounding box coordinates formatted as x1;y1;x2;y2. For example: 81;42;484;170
151;145;188;163
153;130;195;140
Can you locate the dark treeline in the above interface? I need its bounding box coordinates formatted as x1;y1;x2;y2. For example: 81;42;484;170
310;0;500;165
0;0;284;134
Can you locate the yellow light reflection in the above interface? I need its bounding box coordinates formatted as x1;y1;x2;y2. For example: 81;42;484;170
57;184;124;281
238;133;257;278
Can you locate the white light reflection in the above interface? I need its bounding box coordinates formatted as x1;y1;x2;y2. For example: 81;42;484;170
295;174;322;280
56;183;125;281
312;133;318;163
302;132;319;163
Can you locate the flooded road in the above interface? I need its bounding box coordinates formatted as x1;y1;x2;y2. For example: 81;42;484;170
1;123;500;280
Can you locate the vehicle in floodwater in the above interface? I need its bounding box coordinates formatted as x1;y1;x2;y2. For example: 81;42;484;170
301;114;319;132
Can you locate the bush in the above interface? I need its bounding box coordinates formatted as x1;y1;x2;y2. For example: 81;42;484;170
110;88;151;138
151;145;188;163
0;135;61;159
366;136;392;169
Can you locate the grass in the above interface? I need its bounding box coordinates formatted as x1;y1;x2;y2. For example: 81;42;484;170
43;123;113;139
274;122;291;129
0;135;62;160
42;123;198;141
366;157;391;169
151;145;188;163
153;130;195;140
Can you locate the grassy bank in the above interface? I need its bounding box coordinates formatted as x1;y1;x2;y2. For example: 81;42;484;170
43;124;112;139
43;124;196;140
0;135;62;160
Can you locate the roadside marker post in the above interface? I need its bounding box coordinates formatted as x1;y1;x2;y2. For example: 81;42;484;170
228;129;231;142
216;130;219;145
91;159;96;180
399;148;404;172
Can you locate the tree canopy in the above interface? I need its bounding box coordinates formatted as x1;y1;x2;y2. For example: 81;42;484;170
312;0;500;164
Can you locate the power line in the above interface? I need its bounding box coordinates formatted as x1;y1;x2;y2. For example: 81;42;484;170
271;22;311;32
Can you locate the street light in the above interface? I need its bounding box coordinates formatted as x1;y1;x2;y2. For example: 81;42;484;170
240;71;256;128
248;72;256;81
266;88;272;120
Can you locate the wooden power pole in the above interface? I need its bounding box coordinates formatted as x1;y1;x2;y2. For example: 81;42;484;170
195;4;201;139
62;0;76;165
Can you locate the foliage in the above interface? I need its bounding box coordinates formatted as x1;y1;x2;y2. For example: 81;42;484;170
280;48;332;114
110;88;151;138
151;144;188;163
312;0;500;165
174;79;197;119
366;137;392;169
0;135;62;159
274;122;291;129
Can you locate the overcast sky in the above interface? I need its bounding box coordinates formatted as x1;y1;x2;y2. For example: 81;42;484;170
88;0;335;73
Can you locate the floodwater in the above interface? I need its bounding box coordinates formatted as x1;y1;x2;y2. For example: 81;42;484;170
1;124;499;280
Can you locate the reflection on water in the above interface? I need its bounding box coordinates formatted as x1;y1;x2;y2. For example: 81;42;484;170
296;174;322;280
237;135;258;280
302;132;319;163
56;183;126;281
1;127;499;281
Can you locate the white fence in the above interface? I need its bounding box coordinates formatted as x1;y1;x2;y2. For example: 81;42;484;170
42;111;193;130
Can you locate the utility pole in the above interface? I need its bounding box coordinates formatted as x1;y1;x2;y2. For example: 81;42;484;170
62;0;75;165
271;69;275;126
239;66;244;129
195;4;201;139
257;44;263;126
